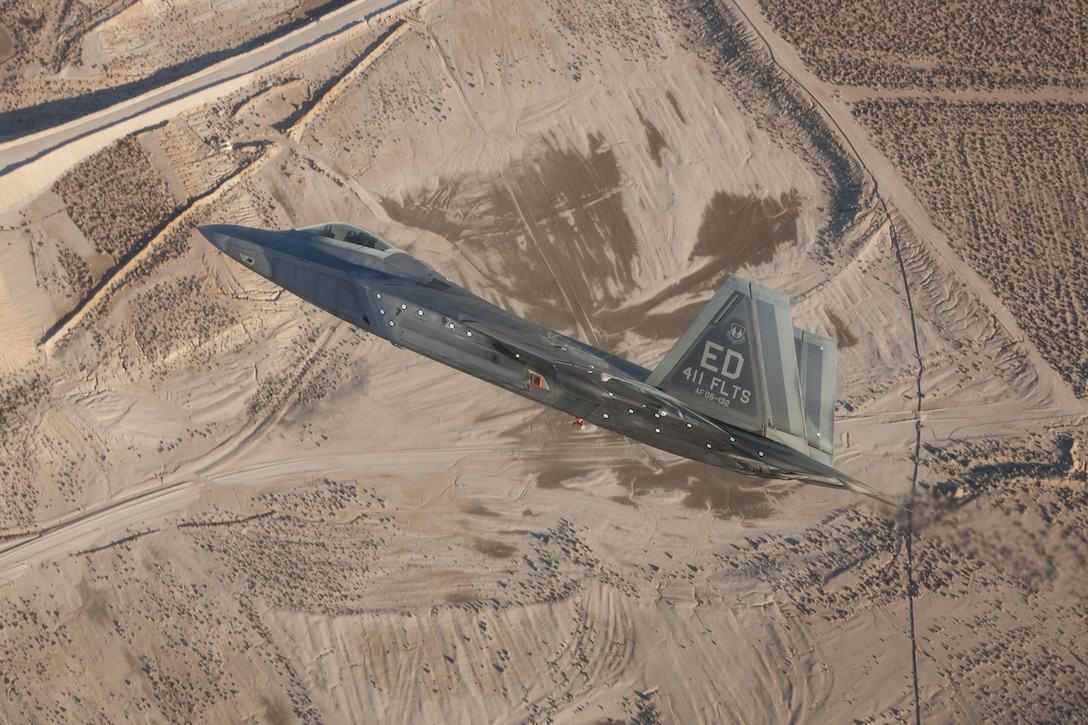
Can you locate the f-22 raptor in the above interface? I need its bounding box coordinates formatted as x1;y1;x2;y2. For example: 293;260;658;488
199;222;892;504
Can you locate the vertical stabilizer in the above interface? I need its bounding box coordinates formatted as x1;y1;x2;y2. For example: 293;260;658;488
794;328;836;465
647;276;834;462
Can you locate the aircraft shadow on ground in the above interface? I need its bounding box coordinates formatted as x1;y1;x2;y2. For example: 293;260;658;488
511;411;793;519
536;456;794;520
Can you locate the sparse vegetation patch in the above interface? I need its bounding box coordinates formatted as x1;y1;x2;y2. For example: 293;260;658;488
54;136;179;262
855;99;1088;396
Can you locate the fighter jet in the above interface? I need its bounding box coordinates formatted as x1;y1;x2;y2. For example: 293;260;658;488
199;222;893;504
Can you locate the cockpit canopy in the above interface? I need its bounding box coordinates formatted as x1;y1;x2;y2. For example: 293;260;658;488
299;222;394;252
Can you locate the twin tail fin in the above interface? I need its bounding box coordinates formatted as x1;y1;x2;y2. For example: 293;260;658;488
646;277;836;465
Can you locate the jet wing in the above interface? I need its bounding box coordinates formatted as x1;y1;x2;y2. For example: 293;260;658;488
356;270;901;508
552;357;900;506
357;269;650;381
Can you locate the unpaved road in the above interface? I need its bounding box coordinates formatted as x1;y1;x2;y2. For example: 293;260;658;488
0;0;408;210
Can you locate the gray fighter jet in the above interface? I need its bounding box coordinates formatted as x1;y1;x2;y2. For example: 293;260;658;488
199;222;893;504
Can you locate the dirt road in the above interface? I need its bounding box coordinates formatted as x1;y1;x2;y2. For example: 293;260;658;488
0;0;410;211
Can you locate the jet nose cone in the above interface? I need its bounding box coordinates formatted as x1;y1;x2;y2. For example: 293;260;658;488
197;224;278;277
197;224;236;252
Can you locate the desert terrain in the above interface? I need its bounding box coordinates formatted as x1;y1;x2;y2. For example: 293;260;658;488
0;0;1085;722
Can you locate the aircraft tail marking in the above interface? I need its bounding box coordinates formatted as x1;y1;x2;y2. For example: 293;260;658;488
647;276;836;464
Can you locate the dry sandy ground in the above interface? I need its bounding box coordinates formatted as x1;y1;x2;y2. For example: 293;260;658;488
0;0;1086;722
